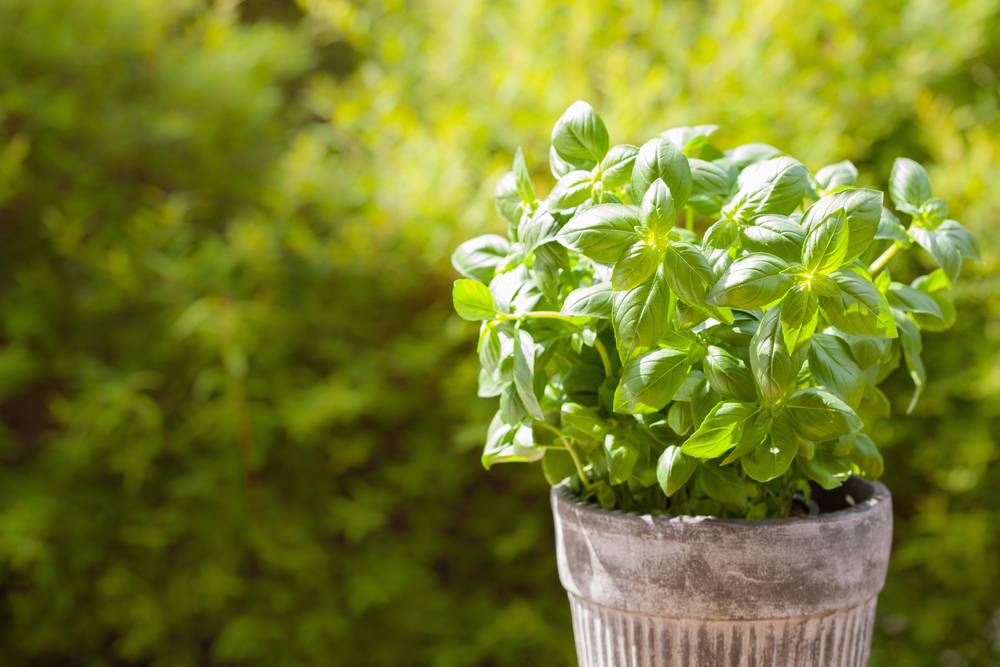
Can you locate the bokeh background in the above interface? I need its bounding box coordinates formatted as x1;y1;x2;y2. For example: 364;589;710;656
0;0;997;665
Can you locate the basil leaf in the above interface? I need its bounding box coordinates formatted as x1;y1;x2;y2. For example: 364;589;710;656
783;387;863;442
802;448;852;490
613;348;690;414
453;279;499;320
750;305;808;405
513;329;545;420
451;234;512;283
724;143;783;170
803;207;848;275
477;369;506;398
659;125;719;154
849;433;884;480
560;403;610;442
921;198;948;227
499;384;527;424
893;308;926;415
739;215;806;262
512;147;535;202
520;212;561;257
551;100;609;164
910;291;955;331
680;400;758;458
937;220;983;263
875;207;911;244
699;461;750;514
561;283;614;319
909;226;962;287
541;448;578;485
814;160;858;192
662;242;733;323
600;144;640;188
556;204;640;263
706;253;793;309
886;282;944;318
689;378;722;429
687;158;733;215
667;402;693;436
711;311;761;347
549;145;578;179
672;370;706;402
703;346;756;402
482;416;543;468
601;429;636;484
828;328;888;371
640;178;674;240
550;170;595;219
818;268;897;338
613;267;672;362
656;445;699;496
889;157;933;211
611;243;659;291
741;420;798;483
631;138;692;211
494;171;525;226
808;333;866;409
800;189;883;264
721;156;810;221
720;413;771;464
779;285;819;355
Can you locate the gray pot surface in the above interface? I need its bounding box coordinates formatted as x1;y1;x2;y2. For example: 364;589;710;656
551;475;892;667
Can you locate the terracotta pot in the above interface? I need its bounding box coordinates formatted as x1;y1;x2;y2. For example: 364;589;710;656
551;475;892;667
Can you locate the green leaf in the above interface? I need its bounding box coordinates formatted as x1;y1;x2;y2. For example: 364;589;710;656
894;308;926;415
613;267;672;362
659;125;719;154
662;242;733;323
551;100;609;164
614;348;690;414
779;285;819;355
913;268;952;294
631;138;692;211
671;371;706;402
667;401;693;436
680;401;758;458
656;445;699;496
706;253;793;309
549;170;595;219
561;283;614;319
909;227;962;288
513;329;544;420
800;189;883;264
687;158;733;215
739;215;806;262
703;346;756;402
520;211;561;257
808;333;866;409
512;147;535;202
640;178;674;240
612;243;659;291
750;305;808;405
604;430;639;484
920;198;948;227
828;328;887;371
741;420;799;482
560;403;610;441
721;156;810;221
814;160;858;192
849;433;884;480
699;461;749;514
783;387;863;442
910;291;955;331
818;269;897;338
937;220;982;262
889;157;932;211
494;171;525;226
556;204;640;263
549;145;578;179
725;143;783;169
541;449;578;485
482;414;543;469
886;282;944;318
451;234;512;283
600;144;640;188
875;207;911;244
720;413;771;464
802;448;853;490
803;207;848;275
453;279;499;320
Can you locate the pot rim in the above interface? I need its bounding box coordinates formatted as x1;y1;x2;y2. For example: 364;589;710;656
552;476;890;529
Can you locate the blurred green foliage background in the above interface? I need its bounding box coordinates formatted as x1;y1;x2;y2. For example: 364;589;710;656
0;0;997;665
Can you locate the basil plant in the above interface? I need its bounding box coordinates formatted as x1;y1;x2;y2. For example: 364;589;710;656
451;101;982;518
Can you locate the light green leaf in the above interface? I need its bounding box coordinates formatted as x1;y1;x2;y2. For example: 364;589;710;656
739;215;805;262
561;283;614;319
612;243;659;291
894;308;926;415
556;204;640;263
800;189;883;264
600;144;640;188
706;253;793;309
605;429;639;484
494;171;525;226
889;157;932;211
818;269;897;338
680;401;758;458
451;234;512;283
613;266;672;362
549;170;595;219
779;285;819;355
512;147;535;202
640;178;674;240
513;329;544;420
520;211;561;257
453;279;499;320
551;100;609;164
721;156;809;221
631;138;692;211
725;143;783;169
827;328;887;371
875;207;911;244
687;158;733;215
808;333;866;409
783;387;863;442
814;160;858;192
662;242;733;323
803;207;848;275
703;346;756;402
909;227;962;288
699;461;749;514
482;414;543;469
560;403;610;441
656;445;699;496
614;348;690;414
937;220;982;262
886;282;944;318
667;401;693;436
750;305;808;405
741;420;798;482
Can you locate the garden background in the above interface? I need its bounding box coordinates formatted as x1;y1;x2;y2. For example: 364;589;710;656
0;0;998;665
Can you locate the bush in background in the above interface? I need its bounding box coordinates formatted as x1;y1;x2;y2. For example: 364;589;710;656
0;0;997;665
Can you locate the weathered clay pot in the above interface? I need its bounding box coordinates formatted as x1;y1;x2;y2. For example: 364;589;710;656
551;475;892;667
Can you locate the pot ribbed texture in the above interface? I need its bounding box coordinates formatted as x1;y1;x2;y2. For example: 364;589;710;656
552;477;892;667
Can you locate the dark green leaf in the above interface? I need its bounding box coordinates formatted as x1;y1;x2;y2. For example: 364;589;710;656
808;333;866;408
783;387;863;442
613;266;672;362
800;189;883;264
750;305;808;405
802;448;853;490
690;378;722;428
631;138;692;211
600;144;640;188
889;157;932;211
703;346;756;402
453;279;499;320
687;158;733;215
849;433;884;480
561;283;614;319
699;461;749;514
707;253;793;309
741;420;798;482
656;445;699;496
779;285;819;355
721;156;810;221
551;100;609;164
818;268;897;338
614;348;690;414
680;401;758;458
739;215;805;262
604;430;639;484
541;448;577;485
828;328;887;371
886;282;944;318
803;207;848;274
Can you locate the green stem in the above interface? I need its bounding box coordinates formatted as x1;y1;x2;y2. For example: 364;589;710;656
535;421;592;489
514;311;583;328
869;242;901;276
593;337;613;377
685;207;694;231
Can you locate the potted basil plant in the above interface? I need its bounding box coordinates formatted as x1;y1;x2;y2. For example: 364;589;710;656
451;101;981;667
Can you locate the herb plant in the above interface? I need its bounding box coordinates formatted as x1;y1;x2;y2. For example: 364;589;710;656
451;101;982;518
